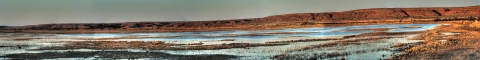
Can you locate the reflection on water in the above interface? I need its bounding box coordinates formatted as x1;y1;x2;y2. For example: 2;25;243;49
58;24;437;44
0;24;438;59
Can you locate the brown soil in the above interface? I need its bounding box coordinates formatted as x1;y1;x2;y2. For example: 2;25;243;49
2;51;237;60
1;6;480;33
393;21;480;60
37;41;287;50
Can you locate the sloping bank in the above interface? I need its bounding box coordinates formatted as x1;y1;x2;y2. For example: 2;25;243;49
393;21;480;60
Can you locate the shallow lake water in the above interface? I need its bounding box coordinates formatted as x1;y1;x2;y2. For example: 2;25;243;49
0;24;438;60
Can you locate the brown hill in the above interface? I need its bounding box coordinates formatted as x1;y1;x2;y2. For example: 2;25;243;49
1;6;480;33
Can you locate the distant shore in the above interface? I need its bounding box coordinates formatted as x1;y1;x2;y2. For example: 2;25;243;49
1;6;480;33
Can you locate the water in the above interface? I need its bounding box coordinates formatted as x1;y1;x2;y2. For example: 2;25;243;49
0;24;438;60
57;24;437;44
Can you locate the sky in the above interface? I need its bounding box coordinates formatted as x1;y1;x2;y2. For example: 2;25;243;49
1;0;480;26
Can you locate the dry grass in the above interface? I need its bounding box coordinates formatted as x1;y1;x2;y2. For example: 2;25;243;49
394;21;480;60
468;20;480;28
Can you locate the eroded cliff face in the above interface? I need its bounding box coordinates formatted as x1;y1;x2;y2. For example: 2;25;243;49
262;6;480;20
3;6;480;30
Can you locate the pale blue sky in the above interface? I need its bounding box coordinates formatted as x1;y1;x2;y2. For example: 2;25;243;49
1;0;480;26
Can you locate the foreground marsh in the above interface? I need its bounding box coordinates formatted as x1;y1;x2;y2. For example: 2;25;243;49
0;24;438;59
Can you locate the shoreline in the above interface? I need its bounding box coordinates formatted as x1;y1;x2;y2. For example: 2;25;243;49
0;21;448;34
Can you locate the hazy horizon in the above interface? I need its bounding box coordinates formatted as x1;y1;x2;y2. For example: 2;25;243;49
1;0;480;26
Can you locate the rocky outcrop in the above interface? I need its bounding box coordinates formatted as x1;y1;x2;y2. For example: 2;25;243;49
3;6;480;30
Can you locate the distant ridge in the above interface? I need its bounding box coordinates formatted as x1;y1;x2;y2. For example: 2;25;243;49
1;6;480;33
